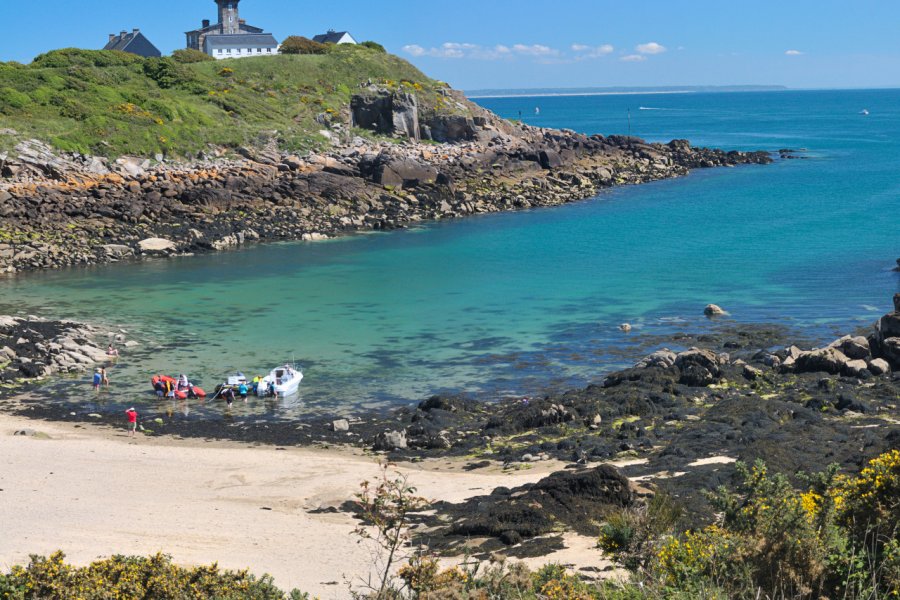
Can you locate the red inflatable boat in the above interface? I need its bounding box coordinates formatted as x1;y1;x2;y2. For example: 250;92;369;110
151;375;206;399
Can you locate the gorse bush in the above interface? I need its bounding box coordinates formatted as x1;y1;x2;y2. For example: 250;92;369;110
0;551;309;599
597;451;900;599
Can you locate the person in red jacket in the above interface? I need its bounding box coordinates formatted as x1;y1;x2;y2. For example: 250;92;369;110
125;407;138;437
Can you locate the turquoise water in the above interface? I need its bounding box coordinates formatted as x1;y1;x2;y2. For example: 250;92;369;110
2;89;899;418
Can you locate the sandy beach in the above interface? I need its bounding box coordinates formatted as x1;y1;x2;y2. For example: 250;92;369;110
0;412;610;598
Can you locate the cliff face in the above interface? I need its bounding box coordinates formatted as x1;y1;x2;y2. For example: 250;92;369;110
0;124;771;273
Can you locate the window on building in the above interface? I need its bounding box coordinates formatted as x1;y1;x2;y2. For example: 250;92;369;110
266;48;272;53
257;48;262;53
217;49;223;54
226;48;232;53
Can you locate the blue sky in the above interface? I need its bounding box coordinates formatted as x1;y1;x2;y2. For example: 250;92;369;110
1;0;898;90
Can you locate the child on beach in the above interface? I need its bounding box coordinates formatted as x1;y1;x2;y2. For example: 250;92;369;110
92;369;102;392
125;407;138;437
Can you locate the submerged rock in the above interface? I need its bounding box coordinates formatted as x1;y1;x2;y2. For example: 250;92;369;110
704;304;728;317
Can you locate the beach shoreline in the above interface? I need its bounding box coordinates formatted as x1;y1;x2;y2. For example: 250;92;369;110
0;410;618;598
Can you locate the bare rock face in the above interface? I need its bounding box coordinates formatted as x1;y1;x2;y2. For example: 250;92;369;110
138;238;176;253
350;89;420;141
794;347;850;375
675;347;724;386
829;335;871;361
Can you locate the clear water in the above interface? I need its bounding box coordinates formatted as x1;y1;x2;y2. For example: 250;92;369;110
3;89;899;419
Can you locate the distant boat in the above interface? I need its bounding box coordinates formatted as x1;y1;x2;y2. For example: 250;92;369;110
534;106;541;115
860;109;870;116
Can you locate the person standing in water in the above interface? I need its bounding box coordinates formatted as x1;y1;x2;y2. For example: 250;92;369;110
100;367;109;390
92;369;102;392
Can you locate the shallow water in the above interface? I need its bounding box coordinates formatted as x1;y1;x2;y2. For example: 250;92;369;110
3;89;899;419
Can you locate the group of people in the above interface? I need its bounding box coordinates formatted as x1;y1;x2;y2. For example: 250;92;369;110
153;374;202;400
219;375;278;406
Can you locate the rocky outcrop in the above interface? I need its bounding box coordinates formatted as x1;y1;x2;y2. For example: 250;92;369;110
350;89;420;141
0;120;772;274
0;316;109;386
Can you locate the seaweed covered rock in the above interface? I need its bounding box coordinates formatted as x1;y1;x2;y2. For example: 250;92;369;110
445;465;635;542
675;348;725;387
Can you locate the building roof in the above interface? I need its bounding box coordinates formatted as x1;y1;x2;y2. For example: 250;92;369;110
312;31;356;44
204;33;279;50
103;30;161;57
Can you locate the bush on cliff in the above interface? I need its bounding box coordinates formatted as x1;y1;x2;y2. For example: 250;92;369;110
361;41;387;53
171;48;216;64
30;48;144;69
279;36;329;55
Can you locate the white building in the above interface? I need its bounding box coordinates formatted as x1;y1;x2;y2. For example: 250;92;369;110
186;0;280;59
205;34;279;59
312;30;358;45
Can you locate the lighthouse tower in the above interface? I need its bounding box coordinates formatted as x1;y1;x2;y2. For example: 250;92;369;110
216;0;241;35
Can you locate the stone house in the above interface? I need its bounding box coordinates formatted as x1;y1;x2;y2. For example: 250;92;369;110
185;0;279;59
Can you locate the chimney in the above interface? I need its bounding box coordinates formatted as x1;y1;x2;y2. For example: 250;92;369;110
133;28;140;34
202;19;210;28
120;30;127;40
108;34;116;43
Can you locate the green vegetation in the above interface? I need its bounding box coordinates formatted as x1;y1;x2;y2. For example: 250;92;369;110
170;48;216;64
0;552;308;599
279;36;329;55
361;41;387;53
0;46;453;157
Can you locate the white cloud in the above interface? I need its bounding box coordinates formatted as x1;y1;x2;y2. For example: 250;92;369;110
785;49;804;56
636;42;667;55
403;44;426;57
402;42;560;60
512;44;559;57
621;54;647;62
571;43;615;59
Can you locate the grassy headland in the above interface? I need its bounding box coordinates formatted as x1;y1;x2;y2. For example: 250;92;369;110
0;46;458;158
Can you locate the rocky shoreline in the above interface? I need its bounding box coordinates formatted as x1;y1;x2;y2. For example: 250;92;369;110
0;315;117;399
0;116;771;273
10;294;900;546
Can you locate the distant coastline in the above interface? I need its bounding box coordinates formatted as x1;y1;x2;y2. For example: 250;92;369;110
466;85;789;99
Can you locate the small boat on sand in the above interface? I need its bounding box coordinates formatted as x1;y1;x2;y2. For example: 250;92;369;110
257;364;303;397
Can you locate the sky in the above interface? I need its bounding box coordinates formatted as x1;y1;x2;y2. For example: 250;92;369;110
1;0;899;91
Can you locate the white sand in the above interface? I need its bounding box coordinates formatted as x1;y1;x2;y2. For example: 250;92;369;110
0;413;611;598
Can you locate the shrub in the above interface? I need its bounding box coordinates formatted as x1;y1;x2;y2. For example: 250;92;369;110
279;36;329;55
0;551;308;599
31;48;144;69
360;41;387;53
171;48;215;63
143;57;196;89
0;87;31;112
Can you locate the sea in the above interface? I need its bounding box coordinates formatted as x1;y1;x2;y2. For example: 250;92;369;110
2;89;899;419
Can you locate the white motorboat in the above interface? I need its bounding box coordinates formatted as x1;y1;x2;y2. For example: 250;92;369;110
257;364;303;397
